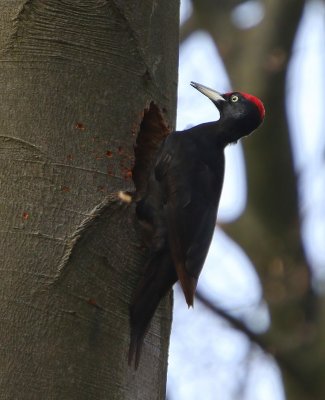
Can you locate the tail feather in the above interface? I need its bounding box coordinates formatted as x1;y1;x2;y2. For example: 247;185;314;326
128;250;177;369
128;326;145;369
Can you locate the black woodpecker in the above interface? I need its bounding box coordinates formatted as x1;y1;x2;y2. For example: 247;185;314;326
129;81;265;368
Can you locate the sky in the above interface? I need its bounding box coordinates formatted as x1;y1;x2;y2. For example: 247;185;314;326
167;1;325;399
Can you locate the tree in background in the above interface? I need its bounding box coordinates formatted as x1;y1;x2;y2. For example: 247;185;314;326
174;1;325;399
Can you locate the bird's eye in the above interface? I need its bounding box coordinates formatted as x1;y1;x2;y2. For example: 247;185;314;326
231;95;239;102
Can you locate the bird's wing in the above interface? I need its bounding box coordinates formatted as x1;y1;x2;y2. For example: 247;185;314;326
154;134;223;306
154;135;180;181
165;160;220;306
155;151;172;182
155;134;192;207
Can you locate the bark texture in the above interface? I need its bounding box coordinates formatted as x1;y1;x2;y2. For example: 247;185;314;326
0;1;179;399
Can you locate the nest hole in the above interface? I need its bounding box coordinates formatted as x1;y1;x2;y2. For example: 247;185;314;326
132;102;170;198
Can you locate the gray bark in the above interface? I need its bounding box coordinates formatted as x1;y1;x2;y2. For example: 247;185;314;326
0;1;179;399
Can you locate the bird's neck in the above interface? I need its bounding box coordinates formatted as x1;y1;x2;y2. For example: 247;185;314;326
188;121;225;170
190;118;252;146
190;120;226;147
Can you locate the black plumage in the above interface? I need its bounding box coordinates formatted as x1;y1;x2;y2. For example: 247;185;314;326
129;82;265;368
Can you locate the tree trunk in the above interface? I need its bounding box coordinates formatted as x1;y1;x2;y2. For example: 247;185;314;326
0;1;179;399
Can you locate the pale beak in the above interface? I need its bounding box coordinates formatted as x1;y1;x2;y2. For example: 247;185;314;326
190;81;226;103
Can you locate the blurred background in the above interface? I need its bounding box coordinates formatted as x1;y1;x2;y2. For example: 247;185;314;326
167;1;325;399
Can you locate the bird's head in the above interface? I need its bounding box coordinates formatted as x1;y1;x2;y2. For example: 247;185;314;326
191;81;265;144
